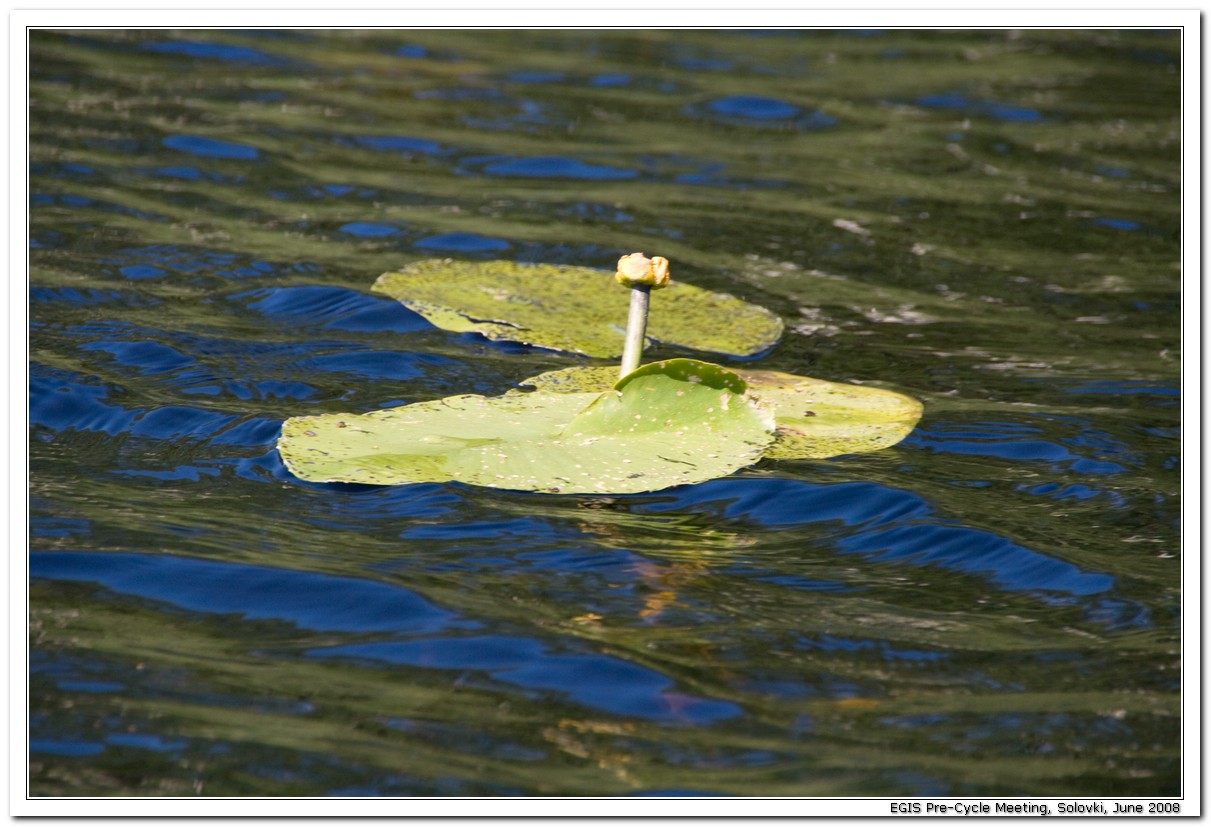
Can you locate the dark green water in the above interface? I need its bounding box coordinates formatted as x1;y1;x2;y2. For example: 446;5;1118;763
28;28;1181;798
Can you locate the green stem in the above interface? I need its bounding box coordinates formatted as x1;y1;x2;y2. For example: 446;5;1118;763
619;284;651;378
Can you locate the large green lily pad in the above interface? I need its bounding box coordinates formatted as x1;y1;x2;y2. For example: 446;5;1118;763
518;365;922;460
278;359;775;493
373;259;784;358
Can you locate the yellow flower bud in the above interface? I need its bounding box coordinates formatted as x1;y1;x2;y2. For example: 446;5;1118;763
615;252;671;289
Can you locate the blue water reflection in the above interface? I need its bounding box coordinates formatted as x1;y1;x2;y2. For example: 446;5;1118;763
906;419;1132;474
30;365;133;436
31;551;465;635
30;739;105;758
346;134;447;155
162;135;261;161
643;477;1121;604
916;92;1044;123
416;232;511;252
311;636;741;723
707;95;801;119
470;155;639;180
686;96;837;129
141;39;291;67
1094;217;1142;231
235;286;431;333
31;191;168;222
339;222;400;237
105;244;302;281
106;733;190;752
31;286;155;307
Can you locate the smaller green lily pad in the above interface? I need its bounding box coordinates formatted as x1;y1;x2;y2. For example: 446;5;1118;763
518;364;922;460
278;359;775;494
374;259;783;358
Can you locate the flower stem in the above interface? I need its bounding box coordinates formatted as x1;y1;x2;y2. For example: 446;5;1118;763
619;284;651;378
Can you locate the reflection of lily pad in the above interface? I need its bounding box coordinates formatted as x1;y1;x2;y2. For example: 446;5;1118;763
519;365;922;460
373;259;783;358
278;359;775;493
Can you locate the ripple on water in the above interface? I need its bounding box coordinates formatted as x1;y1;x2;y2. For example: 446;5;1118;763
686;95;837;129
415;232;511;253
30;551;466;636
162;134;261;161
32;547;739;723
344;134;448;156
1091;217;1143;231
30;365;134;436
671;54;733;72
126;406;242;441
915;92;1044;123
29;739;105;758
31;362;287;452
1015;481;1128;509
59;323;329;402
31;191;169;223
1056;380;1179;401
461;97;569;132
465;155;639;180
114;465;222;482
139;39;293;67
393;42;462;61
650;477;932;529
267;182;378;201
836;522;1114;596
339;222;401;238
640;477;1121;604
709;95;801;119
504;70;566;84
309;635;741;723
234;286;431;333
297;349;455;381
30;286;158;308
103;244;304;282
29;161;97;179
905;419;1132;474
142;165;238;184
589;73;631;87
80;339;194;375
119;265;167;279
105;732;190;753
414;86;505;102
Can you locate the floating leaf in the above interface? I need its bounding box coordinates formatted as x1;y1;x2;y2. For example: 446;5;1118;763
519;365;922;460
278;359;775;493
373;259;783;358
739;369;922;460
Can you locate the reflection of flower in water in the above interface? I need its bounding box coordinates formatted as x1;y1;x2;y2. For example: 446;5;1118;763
570;499;755;625
631;559;708;624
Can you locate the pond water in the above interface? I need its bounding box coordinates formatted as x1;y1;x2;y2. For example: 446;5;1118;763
27;28;1183;800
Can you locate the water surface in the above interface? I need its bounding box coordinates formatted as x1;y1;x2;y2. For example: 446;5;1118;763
28;28;1181;798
